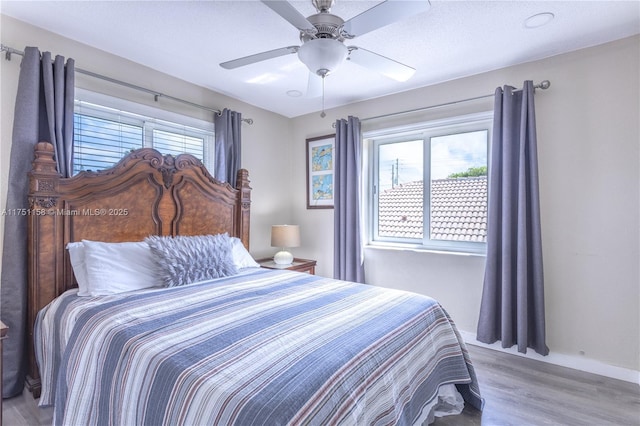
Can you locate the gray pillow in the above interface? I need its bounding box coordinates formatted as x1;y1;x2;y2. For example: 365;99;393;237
145;234;238;287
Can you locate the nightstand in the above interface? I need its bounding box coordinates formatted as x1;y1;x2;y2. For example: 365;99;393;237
257;258;316;275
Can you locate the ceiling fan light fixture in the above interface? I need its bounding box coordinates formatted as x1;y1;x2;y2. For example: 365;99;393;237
297;38;348;76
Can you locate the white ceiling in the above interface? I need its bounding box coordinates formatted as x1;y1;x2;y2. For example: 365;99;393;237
1;1;639;118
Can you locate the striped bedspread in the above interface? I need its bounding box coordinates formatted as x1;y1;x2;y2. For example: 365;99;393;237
36;269;482;425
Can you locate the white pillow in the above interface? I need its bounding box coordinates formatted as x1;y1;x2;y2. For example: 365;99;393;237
66;242;91;296
231;237;260;268
83;240;160;296
67;240;160;296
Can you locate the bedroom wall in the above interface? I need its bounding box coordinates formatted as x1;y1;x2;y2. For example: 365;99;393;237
290;36;640;378
0;15;292;271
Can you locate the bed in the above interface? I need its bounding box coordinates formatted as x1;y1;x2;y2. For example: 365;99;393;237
26;141;483;425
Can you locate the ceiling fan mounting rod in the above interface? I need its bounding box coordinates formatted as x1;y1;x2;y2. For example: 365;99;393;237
312;0;335;13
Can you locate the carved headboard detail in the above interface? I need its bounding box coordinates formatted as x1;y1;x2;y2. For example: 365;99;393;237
26;141;251;395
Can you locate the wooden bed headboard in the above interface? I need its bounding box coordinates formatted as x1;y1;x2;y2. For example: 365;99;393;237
26;141;251;395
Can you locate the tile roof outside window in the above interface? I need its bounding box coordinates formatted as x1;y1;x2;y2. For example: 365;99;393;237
378;176;487;242
379;181;423;239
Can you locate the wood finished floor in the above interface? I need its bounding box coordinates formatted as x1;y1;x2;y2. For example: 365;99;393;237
3;344;639;425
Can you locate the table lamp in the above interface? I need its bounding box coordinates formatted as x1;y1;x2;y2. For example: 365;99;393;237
271;225;300;265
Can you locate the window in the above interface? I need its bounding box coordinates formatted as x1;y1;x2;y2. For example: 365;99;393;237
367;112;491;253
73;93;214;175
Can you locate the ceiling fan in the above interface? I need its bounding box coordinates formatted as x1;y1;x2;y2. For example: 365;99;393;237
220;0;431;92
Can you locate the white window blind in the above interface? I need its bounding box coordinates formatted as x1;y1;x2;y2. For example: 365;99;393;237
73;98;214;175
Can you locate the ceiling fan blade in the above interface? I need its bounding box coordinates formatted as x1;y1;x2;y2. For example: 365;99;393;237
261;0;317;34
342;0;431;38
347;47;415;82
306;72;322;98
220;46;299;69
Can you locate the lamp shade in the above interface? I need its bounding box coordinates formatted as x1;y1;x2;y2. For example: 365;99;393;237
297;38;348;77
271;225;301;248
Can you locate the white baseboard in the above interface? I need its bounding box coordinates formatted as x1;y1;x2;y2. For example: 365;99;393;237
458;330;640;386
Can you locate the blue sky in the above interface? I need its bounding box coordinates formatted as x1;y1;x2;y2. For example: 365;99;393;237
378;130;487;191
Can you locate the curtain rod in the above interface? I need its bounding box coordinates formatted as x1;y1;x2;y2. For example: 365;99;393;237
1;44;254;125
332;80;551;127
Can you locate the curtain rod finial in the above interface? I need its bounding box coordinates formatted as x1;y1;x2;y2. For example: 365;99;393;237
2;44;12;61
537;80;551;90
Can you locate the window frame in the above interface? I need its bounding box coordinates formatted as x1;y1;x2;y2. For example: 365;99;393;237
73;89;215;174
365;111;492;255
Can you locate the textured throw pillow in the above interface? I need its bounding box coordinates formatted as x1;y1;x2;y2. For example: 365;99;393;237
145;234;238;287
230;237;260;269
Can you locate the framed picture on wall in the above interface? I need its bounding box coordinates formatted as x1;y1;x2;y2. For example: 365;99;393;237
306;134;335;209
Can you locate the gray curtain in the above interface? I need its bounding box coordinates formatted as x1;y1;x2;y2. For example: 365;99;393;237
476;81;548;356
333;116;365;283
214;108;242;187
1;47;75;397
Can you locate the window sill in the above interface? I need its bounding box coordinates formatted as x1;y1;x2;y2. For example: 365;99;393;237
365;242;486;257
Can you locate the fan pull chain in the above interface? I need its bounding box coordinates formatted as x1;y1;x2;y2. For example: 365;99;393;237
320;75;326;118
